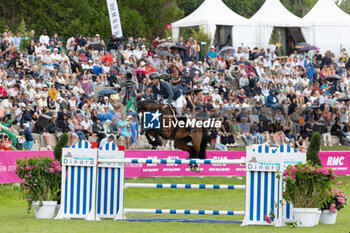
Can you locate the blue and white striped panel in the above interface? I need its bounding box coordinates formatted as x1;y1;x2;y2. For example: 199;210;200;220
96;167;122;218
247;171;281;224
99;142;119;151
253;144;298;154
279;144;298;153
71;140;92;149
64;166;94;217
283;200;293;222
97;141;123;218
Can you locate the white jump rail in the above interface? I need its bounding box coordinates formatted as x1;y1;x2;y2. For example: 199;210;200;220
124;183;246;189
98;158;245;165
124;208;245;216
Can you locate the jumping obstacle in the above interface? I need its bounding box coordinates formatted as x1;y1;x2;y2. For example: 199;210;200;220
56;141;306;227
124;183;246;189
123;209;245;216
100;158;245;164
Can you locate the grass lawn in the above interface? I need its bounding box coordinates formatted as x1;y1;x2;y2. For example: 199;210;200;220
1;176;349;233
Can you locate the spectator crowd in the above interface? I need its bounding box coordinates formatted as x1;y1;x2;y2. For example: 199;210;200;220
1;29;350;151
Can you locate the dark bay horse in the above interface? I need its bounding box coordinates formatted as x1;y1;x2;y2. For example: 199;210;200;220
137;99;207;172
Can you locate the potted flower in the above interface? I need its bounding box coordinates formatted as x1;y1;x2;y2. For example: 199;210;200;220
282;162;336;227
16;156;61;219
320;186;347;224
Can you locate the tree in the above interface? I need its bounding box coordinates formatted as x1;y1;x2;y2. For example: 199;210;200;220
306;132;322;166
339;0;350;14
0;0;183;43
17;18;28;37
54;133;69;163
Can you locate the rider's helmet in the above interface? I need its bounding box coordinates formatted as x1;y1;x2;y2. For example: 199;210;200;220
149;72;160;80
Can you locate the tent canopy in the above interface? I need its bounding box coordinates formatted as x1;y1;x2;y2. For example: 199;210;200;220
250;0;303;27
301;0;350;55
172;0;247;27
303;0;350;25
171;0;248;43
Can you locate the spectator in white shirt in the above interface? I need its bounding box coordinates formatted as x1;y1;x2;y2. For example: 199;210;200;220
50;48;61;64
39;29;50;45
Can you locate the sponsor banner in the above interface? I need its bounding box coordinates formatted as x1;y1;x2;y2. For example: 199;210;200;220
319;151;350;175
0;151;54;184
1;150;350;183
106;0;123;37
124;150;246;177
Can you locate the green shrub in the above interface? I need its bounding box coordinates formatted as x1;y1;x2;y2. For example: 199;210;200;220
54;133;69;162
307;132;322;166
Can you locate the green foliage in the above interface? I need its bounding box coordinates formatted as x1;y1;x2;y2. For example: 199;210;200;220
280;0;318;17
3;24;9;33
15;156;62;212
17;19;28;38
339;0;350;14
307;132;322;166
54;132;69;162
0;0;183;43
283;162;336;208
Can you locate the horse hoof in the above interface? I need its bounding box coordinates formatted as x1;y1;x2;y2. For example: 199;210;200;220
195;166;200;173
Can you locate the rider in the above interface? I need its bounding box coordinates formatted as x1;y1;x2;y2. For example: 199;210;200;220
149;72;185;116
149;72;194;136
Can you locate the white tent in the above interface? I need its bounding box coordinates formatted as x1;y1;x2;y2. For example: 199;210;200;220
251;0;304;49
171;0;248;44
233;0;305;49
302;0;350;55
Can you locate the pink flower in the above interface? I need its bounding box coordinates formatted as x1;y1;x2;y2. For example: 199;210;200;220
330;203;337;213
282;170;289;177
337;197;345;205
290;166;297;173
322;169;329;175
23;185;30;190
28;174;32;177
47;168;55;173
26;166;30;171
25;198;32;201
290;174;296;179
54;165;62;172
50;161;59;167
265;215;272;224
326;190;331;196
337;181;342;186
331;176;336;180
21;179;26;184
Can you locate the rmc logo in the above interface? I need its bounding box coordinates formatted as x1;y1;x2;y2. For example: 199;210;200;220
143;110;161;129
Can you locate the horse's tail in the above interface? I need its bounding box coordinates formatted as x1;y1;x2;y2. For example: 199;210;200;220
199;127;208;159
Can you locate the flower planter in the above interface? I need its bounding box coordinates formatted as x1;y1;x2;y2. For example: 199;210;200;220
33;201;57;219
315;210;321;225
320;210;337;224
293;208;319;227
55;204;61;217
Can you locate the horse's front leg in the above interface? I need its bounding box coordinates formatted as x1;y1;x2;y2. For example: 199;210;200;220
145;132;157;149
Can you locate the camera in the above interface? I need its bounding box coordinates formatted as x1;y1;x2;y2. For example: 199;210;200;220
125;69;133;80
125;69;134;88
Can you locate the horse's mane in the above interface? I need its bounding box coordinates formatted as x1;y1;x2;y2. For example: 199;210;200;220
137;99;159;111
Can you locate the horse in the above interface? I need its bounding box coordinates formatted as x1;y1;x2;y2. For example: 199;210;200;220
137;99;207;172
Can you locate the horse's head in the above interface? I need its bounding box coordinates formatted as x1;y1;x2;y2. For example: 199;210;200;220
137;99;160;112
